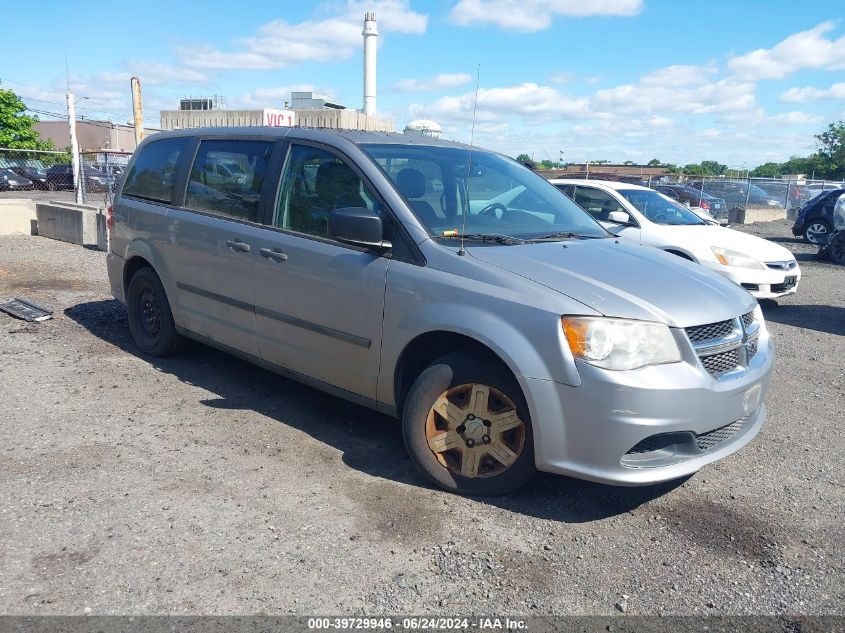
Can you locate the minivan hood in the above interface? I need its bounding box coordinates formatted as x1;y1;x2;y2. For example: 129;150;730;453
468;240;755;328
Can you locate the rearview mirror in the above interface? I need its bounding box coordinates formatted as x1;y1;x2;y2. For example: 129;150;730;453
328;207;391;250
607;210;631;224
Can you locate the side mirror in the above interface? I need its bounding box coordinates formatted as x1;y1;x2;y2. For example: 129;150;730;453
328;207;391;250
607;210;631;224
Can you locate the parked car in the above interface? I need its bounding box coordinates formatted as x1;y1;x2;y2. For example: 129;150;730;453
45;164;110;191
653;184;728;219
818;194;845;264
10;166;49;189
108;128;773;496
552;179;800;299
0;168;34;191
45;164;75;190
792;187;845;244
688;180;782;210
81;165;110;191
753;181;814;210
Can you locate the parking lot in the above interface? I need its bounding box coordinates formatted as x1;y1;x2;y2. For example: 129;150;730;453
0;220;842;616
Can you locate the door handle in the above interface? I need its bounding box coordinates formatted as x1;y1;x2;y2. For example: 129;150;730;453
226;239;251;253
259;247;288;262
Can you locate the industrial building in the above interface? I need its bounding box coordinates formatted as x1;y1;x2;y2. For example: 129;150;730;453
159;13;393;134
34;119;160;153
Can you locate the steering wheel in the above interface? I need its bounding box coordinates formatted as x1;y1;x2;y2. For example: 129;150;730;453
478;202;507;217
652;212;668;222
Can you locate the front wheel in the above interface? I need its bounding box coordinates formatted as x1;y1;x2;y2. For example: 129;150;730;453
804;220;832;244
402;353;535;496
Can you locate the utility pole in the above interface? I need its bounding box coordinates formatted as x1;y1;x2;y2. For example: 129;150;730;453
131;77;144;148
66;92;82;205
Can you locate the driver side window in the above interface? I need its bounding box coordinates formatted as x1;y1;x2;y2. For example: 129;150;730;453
571;187;625;221
275;145;381;239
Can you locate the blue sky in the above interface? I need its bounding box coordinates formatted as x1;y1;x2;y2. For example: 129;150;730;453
2;0;844;166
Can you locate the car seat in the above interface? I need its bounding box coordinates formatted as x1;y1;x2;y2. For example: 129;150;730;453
396;168;438;227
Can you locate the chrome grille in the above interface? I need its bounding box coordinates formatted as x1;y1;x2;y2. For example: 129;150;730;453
696;416;750;451
701;349;741;376
685;311;762;380
765;260;796;271
686;318;735;343
747;336;759;359
741;311;755;328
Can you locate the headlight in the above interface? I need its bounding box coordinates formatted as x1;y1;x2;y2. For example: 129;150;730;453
711;246;766;269
561;317;682;370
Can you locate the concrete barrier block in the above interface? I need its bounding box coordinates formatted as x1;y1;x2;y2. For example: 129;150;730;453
728;206;787;224
36;203;84;245
35;202;107;250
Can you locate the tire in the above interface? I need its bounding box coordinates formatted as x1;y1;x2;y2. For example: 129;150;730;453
47;181;56;192
402;352;535;496
803;219;832;245
827;231;845;265
126;267;183;357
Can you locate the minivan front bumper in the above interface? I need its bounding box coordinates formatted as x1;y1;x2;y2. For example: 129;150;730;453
526;335;773;486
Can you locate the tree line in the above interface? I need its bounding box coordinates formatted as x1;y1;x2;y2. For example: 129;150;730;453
517;121;845;181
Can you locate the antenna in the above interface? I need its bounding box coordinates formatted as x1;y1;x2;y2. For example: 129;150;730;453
458;64;480;257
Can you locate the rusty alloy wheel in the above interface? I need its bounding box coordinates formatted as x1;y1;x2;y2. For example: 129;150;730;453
424;383;526;478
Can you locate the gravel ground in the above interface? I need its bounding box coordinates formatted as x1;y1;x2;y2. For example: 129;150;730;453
0;220;842;616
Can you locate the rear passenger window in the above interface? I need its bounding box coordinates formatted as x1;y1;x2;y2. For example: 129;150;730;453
122;137;191;203
185;139;274;223
571;187;625;221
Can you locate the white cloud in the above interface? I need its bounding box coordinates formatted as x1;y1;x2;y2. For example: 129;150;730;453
99;63;209;87
393;73;472;93
410;82;590;126
448;0;642;31
592;72;757;115
639;64;717;86
235;85;320;108
767;111;823;125
781;82;845;102
728;21;845;80
549;72;572;85
184;0;427;70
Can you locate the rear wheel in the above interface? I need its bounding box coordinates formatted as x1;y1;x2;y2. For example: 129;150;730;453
402;353;535;496
126;267;183;356
804;220;832;245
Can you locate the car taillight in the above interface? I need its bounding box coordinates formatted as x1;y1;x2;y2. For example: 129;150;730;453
699;200;710;210
106;205;113;231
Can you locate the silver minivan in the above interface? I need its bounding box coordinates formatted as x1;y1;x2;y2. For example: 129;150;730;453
107;127;773;495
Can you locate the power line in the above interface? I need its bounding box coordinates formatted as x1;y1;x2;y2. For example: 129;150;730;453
4;76;134;122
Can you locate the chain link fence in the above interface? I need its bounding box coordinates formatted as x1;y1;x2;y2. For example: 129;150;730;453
538;169;845;221
0;148;131;208
79;151;132;208
0;148;73;196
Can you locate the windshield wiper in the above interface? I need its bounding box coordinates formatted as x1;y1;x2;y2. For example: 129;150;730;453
431;232;526;245
529;232;607;241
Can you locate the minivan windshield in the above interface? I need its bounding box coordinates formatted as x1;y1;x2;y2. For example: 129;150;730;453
618;189;706;225
360;144;609;241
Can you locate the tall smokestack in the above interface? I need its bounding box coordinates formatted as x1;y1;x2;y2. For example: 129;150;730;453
363;12;378;116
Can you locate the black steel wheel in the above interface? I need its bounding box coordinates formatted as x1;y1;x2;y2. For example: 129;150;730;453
126;267;183;356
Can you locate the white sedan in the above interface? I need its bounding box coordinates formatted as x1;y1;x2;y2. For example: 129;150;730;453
550;179;800;299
